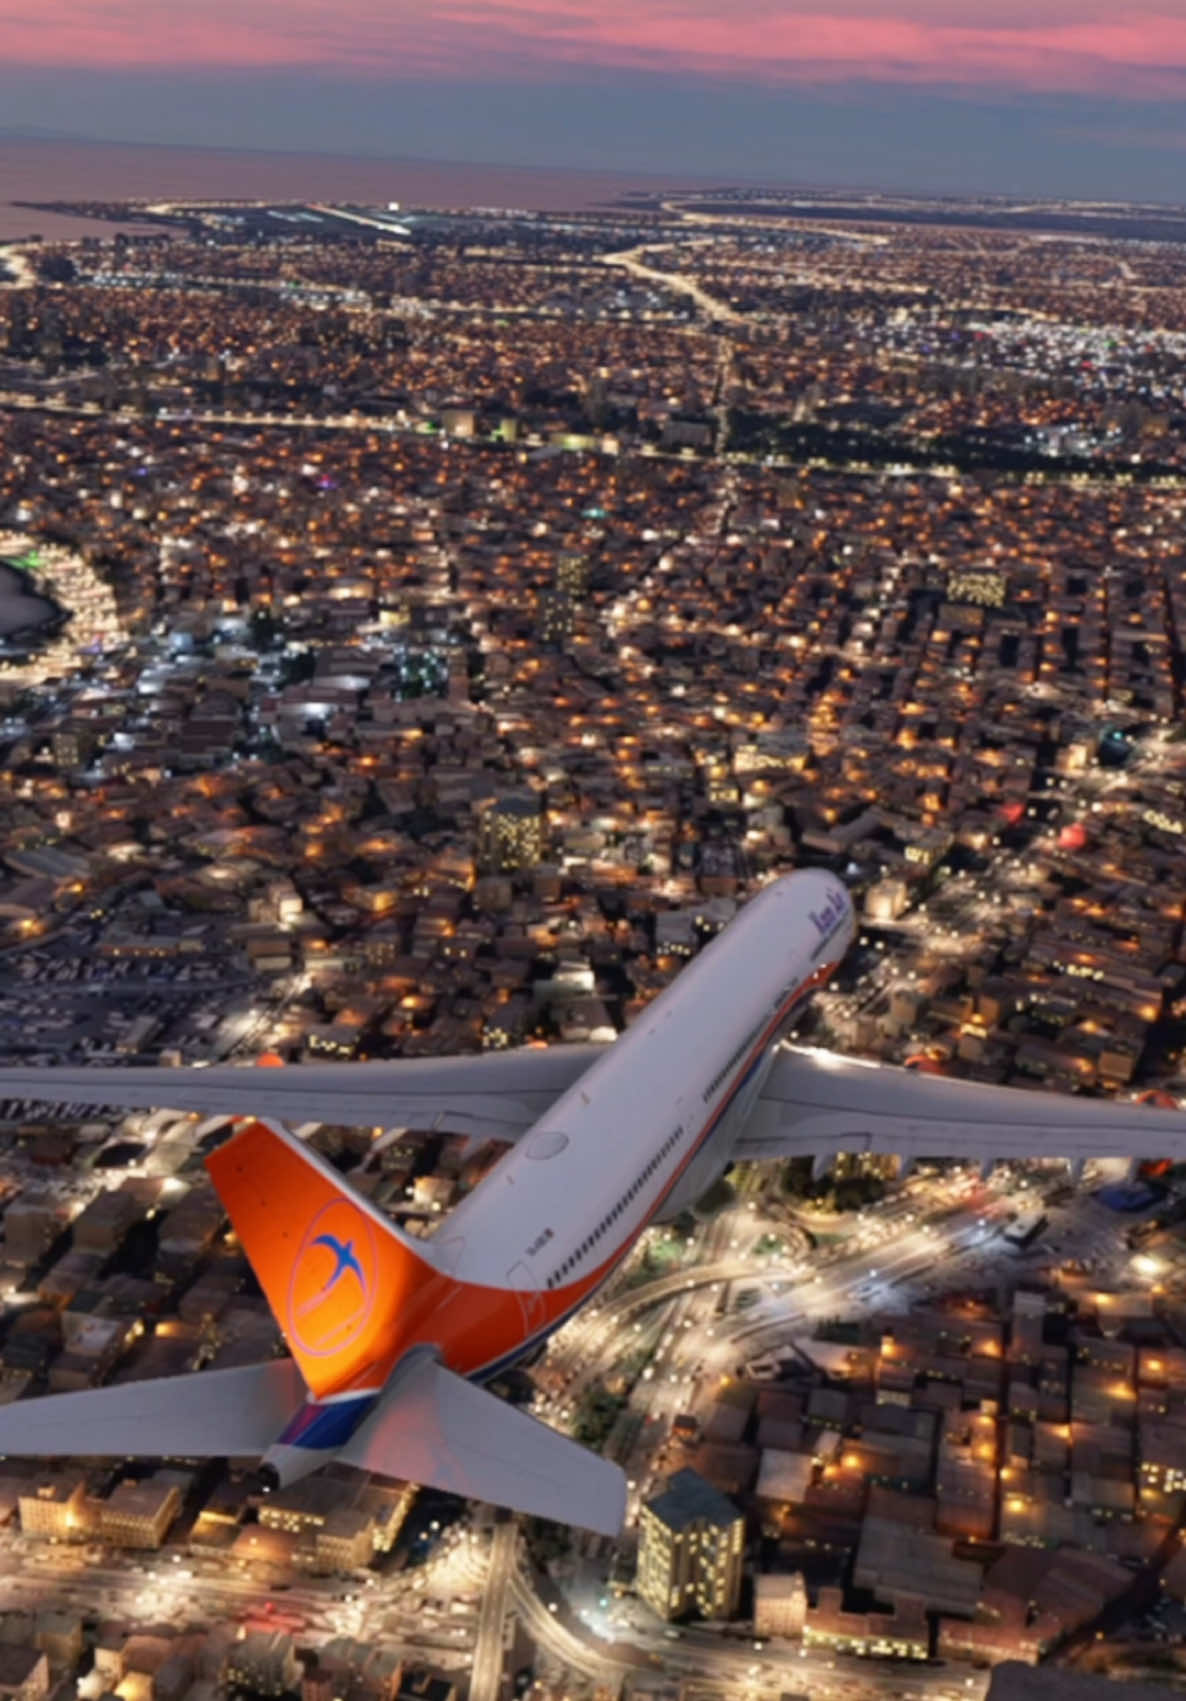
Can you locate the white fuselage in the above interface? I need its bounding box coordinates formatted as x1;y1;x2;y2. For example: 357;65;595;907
442;870;855;1322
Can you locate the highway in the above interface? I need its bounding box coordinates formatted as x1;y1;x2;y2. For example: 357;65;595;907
0;1545;482;1677
469;1519;519;1701
503;1162;1138;1700
602;242;744;325
512;1542;989;1701
537;1158;1129;1545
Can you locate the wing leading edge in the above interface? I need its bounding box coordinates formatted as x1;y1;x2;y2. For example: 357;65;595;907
0;1046;603;1140
740;1046;1186;1165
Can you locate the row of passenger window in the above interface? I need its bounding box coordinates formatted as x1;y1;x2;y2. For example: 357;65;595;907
545;1121;687;1289
702;1019;764;1105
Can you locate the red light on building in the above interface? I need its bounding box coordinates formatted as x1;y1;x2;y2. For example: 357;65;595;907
1058;822;1088;852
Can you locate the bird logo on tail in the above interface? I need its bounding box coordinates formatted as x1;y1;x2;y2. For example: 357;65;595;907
287;1203;378;1359
297;1233;366;1313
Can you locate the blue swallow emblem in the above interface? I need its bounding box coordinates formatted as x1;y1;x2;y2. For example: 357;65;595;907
310;1233;366;1297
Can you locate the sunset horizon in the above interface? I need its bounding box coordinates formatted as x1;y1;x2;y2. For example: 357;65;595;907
0;0;1184;198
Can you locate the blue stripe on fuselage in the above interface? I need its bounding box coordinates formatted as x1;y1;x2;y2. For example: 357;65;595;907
281;1392;377;1451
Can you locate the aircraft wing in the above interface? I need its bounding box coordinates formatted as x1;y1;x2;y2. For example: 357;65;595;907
338;1351;627;1537
0;1359;305;1459
0;1045;603;1141
738;1045;1186;1165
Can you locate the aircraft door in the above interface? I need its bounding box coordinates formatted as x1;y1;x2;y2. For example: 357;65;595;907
506;1262;546;1335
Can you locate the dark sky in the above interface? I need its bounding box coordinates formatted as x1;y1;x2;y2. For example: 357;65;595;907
2;0;1185;200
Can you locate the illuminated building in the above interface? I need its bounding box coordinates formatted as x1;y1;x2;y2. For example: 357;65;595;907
259;1475;348;1536
481;994;532;1050
832;1151;901;1184
51;725;98;772
98;1475;181;1549
476;794;544;875
223;1632;301;1697
314;1508;374;1571
306;1022;364;1059
804;1587;928;1661
1139;1421;1186;1495
947;569;1007;608
555;553;588;598
259;1473;412;1560
537;589;575;648
903;827;953;871
753;1571;807;1638
16;1475;87;1541
636;1467;744;1622
864;878;909;922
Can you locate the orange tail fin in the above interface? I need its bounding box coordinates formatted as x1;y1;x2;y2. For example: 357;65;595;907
206;1119;436;1399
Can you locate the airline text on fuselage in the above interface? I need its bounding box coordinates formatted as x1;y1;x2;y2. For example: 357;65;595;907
808;887;848;941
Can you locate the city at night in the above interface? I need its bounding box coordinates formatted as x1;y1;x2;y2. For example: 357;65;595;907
2;5;1186;1701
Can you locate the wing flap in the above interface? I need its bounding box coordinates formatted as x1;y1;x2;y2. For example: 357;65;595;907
740;1045;1186;1163
0;1360;304;1459
0;1047;602;1140
338;1353;626;1537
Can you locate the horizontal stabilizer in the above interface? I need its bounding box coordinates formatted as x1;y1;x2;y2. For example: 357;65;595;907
0;1360;304;1460
338;1352;627;1538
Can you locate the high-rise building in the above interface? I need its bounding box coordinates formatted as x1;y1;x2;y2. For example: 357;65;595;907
476;794;544;875
537;553;588;649
537;590;575;649
636;1467;744;1622
555;553;588;599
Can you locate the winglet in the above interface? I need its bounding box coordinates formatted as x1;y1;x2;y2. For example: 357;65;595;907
206;1120;437;1400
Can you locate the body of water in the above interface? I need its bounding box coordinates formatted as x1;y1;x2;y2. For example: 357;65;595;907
0;561;59;641
0;136;718;239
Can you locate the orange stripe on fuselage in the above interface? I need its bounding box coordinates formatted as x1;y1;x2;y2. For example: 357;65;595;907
388;1258;612;1383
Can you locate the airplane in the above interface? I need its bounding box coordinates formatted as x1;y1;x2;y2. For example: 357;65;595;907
0;865;1184;1537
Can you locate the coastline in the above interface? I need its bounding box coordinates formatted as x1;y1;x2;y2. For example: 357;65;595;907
0;534;125;687
0;136;722;239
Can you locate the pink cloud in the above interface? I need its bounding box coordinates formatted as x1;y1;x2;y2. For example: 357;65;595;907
2;0;1186;96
